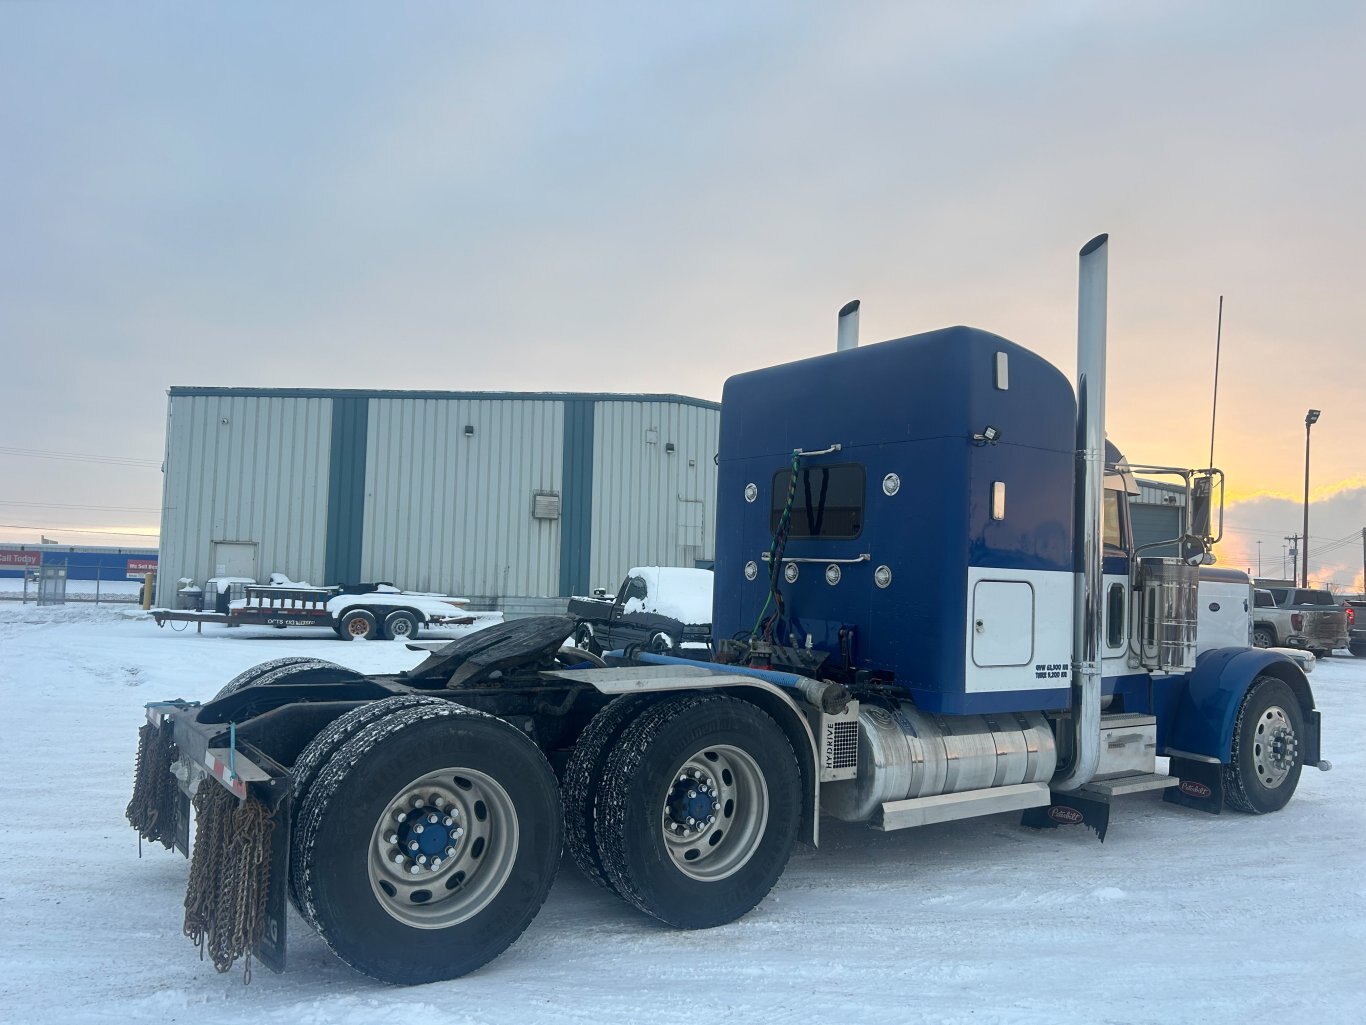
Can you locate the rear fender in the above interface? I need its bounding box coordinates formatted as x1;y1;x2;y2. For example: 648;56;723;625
1162;647;1318;764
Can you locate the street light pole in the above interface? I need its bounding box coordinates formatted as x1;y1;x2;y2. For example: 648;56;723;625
1303;409;1320;588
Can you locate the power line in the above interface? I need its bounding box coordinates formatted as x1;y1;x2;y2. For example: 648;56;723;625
0;523;159;539
0;500;161;513
0;446;160;468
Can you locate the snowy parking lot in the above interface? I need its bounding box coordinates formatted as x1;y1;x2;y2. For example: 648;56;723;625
1;604;1363;1025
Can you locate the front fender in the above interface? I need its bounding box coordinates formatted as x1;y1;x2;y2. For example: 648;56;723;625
1162;647;1318;764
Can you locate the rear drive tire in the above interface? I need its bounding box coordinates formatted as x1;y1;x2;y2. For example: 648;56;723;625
1252;626;1275;649
1223;675;1304;815
289;694;451;923
595;694;800;928
213;657;351;701
562;695;653;893
339;608;378;640
385;610;420;642
1351;642;1366;658
292;703;562;983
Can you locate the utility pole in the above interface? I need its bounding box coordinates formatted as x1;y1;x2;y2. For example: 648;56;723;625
1257;540;1262;577
1303;409;1320;589
1284;535;1301;586
1361;526;1365;595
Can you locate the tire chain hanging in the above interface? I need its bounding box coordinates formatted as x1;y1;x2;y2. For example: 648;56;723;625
126;720;180;851
183;783;274;981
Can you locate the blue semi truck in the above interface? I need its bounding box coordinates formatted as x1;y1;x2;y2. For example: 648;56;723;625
128;234;1326;985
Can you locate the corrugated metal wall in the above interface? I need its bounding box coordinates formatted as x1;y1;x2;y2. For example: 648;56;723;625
157;394;331;603
590;401;720;592
361;398;564;596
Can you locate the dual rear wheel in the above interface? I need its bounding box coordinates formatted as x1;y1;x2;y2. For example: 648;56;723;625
286;692;800;983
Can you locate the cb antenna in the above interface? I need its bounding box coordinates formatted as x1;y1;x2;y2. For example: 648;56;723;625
1208;295;1223;469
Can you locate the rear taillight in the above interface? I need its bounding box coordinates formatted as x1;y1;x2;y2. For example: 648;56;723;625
1347;606;1356;627
1292;612;1304;631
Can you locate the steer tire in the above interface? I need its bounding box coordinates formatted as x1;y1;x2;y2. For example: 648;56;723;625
292;702;562;984
288;694;452;922
562;695;653;893
1223;675;1305;815
595;693;800;929
212;657;349;701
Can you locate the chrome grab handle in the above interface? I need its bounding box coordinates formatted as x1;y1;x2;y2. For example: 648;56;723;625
760;553;870;564
794;443;842;457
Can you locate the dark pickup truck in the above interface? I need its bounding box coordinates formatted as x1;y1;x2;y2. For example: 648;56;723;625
1342;594;1365;657
1260;587;1350;657
568;567;713;655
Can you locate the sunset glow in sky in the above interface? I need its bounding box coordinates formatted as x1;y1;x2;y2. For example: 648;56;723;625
2;3;1362;589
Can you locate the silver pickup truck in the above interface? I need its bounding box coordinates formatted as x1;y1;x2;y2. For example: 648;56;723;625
1253;586;1350;656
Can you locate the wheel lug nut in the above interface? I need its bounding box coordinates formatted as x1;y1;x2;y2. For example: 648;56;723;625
442;816;454;827
395;811;407;823
408;840;420;852
430;857;442;870
417;854;428;865
688;790;697;798
413;824;424;834
453;827;464;838
433;796;446;809
385;832;399;845
408;864;423;875
445;845;456;857
392;852;405;865
427;813;439;824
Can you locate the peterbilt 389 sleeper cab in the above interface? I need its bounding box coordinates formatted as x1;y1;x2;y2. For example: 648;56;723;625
128;235;1325;985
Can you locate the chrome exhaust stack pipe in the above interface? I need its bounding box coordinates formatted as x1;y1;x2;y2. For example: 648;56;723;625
837;299;860;351
1053;233;1108;792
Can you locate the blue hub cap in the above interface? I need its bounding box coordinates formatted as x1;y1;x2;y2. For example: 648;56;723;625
391;798;464;870
666;770;718;833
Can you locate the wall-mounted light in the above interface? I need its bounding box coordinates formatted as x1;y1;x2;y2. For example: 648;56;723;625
972;425;1002;446
665;442;676;454
463;425;475;437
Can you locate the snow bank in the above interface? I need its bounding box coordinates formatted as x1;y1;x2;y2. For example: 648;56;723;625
1;607;1362;1024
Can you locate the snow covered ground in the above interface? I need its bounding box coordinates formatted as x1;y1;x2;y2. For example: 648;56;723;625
1;604;1363;1025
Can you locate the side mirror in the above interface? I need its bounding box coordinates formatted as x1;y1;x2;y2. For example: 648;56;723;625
1190;475;1213;539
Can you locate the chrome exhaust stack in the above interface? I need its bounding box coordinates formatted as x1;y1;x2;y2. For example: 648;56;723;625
1053;233;1108;792
837;299;860;351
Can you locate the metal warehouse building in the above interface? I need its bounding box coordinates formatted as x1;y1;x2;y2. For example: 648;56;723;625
155;388;720;610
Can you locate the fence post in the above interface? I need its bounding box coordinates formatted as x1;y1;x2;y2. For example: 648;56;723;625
95;563;102;605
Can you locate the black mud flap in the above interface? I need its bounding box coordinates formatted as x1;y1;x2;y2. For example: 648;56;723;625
171;789;192;858
254;782;293;974
1163;757;1225;815
1021;792;1111;842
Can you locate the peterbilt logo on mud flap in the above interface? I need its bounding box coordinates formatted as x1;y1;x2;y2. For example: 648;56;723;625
1179;780;1212;799
1047;805;1084;824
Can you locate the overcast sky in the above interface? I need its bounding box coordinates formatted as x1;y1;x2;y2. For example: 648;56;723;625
2;2;1362;587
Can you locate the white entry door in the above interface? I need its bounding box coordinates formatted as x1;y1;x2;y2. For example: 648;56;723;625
212;541;258;581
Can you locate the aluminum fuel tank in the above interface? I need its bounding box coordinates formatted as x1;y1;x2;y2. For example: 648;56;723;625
821;702;1058;823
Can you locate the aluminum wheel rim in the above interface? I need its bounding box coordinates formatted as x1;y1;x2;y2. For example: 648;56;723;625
368;767;519;929
389;616;414;638
1252;704;1298;790
660;744;768;882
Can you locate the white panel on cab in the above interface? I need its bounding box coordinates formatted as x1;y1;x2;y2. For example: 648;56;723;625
972;580;1035;667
